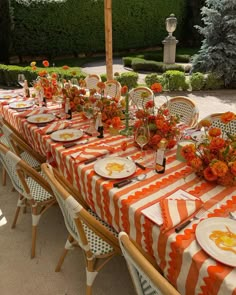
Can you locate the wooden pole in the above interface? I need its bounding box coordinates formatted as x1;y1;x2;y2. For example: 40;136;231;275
104;0;113;80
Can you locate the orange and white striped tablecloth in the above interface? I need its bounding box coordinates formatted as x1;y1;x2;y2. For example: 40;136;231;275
1;97;236;295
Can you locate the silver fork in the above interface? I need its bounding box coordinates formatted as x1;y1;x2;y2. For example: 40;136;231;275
175;208;208;233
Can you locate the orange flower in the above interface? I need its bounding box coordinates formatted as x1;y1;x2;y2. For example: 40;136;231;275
111;116;121;128
151;83;162;93
217;171;235;186
30;61;36;67
220;111;235;124
199;119;211;128
209;137;226;151
189;157;203;170
166;139;176;149
32;66;37;71
97;81;105;90
38;70;47;77
181;144;196;161
51;73;57;79
230;161;236;176
62;65;69;70
145;100;154;109
121;85;128;95
121;141;128;151
211;160;228;177
42;60;49;67
203;167;218;182
149;134;162;146
208;127;221;137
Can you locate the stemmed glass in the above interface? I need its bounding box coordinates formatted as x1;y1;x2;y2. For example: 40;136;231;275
83;105;99;136
18;74;26;96
135;125;150;160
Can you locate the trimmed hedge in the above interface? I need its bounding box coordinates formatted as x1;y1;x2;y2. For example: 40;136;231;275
5;0;187;59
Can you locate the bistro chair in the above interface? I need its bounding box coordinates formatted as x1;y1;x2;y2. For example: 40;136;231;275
0;118;45;171
119;232;180;295
129;86;154;109
85;74;101;91
162;96;199;128
0;129;9;186
104;79;121;99
41;163;121;295
198;113;236;135
0;143;56;258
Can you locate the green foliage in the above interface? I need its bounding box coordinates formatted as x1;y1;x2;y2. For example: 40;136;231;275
189;72;205;91
0;64;85;86
100;74;107;82
204;73;224;90
192;0;236;86
0;0;12;63
122;57;133;68
7;0;187;59
116;72;138;89
145;73;164;88
162;70;188;91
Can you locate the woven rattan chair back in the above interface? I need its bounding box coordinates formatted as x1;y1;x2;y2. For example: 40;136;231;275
119;232;180;295
129;87;154;109
0;143;55;258
41;163;120;295
198;113;236;135
0;118;45;167
85;74;101;91
104;80;121;99
163;96;199;127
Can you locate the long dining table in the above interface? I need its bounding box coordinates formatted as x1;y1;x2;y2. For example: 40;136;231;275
1;89;236;295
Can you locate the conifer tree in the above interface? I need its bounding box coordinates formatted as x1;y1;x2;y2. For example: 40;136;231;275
191;0;236;86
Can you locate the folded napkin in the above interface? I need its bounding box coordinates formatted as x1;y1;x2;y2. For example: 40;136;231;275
160;198;203;232
39;121;71;135
19;107;47;118
71;144;114;163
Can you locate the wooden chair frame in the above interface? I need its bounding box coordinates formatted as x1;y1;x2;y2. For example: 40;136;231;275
0;143;55;258
104;79;121;99
41;163;121;295
85;74;101;91
119;232;180;295
129;86;154;109
162;96;199;128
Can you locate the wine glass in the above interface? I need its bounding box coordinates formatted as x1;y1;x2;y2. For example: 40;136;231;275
18;74;25;87
135;125;150;160
83;105;99;136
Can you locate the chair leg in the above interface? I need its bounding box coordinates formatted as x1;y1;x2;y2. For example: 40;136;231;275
11;195;25;228
86;260;98;295
2;167;6;186
31;206;41;259
55;235;74;272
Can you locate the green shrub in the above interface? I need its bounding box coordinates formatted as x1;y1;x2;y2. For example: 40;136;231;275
190;72;205;91
162;70;188;91
116;72;138;89
175;54;191;63
100;73;107;82
145;73;164;88
131;58;164;72
204;73;225;90
122;57;133;68
0;64;85;86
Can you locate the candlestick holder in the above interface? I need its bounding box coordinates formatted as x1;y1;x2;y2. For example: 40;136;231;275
120;94;133;137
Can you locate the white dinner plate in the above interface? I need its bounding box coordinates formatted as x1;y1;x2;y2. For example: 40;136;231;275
190;131;206;142
196;217;236;267
9;101;33;109
27;113;55;124
94;157;136;179
50;129;83;142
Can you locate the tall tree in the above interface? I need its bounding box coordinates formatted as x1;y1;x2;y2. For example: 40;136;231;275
191;0;236;86
0;0;11;64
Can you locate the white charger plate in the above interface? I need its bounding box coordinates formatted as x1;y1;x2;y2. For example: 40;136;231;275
9;101;33;109
50;129;83;142
27;113;55;124
94;157;136;179
196;217;236;267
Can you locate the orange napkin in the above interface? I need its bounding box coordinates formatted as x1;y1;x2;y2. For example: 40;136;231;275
19;107;47;118
160;198;203;232
71;144;114;163
39;121;71;135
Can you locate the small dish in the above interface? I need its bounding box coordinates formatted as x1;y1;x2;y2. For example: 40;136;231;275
27;113;55;124
50;129;83;142
9;101;33;109
94;157;136;179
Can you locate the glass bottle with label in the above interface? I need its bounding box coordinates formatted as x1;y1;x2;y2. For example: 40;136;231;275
24;80;30;98
65;97;72;120
95;112;104;138
155;139;167;174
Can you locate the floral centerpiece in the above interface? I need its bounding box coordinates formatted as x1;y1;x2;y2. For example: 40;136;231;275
133;83;180;149
181;112;236;186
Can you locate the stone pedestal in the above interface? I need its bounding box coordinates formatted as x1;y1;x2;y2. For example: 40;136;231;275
162;36;179;64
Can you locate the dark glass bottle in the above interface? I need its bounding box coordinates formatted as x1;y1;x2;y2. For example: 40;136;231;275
96;112;104;138
65;97;72;120
155;139;167;174
24;80;30;98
